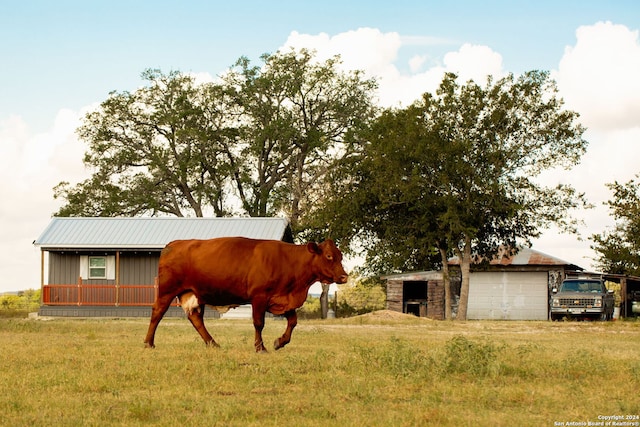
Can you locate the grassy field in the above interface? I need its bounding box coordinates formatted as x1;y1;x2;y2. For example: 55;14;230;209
1;312;639;427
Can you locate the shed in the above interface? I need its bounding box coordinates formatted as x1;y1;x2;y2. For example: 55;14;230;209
33;217;293;317
458;247;582;320
382;270;448;319
384;247;583;320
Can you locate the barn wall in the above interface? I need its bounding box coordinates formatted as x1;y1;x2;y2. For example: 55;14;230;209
386;278;445;319
48;252;115;285
426;280;444;320
386;280;403;312
47;252;160;285
119;253;159;285
48;253;80;285
467;271;548;320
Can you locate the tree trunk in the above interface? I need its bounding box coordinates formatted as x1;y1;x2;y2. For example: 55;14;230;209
320;283;330;319
440;247;452;320
456;235;472;321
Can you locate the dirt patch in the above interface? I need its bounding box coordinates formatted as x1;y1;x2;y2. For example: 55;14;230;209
354;309;433;321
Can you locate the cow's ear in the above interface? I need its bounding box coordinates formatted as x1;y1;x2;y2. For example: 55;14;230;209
307;242;322;254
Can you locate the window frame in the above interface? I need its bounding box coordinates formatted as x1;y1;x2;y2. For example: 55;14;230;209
88;256;107;279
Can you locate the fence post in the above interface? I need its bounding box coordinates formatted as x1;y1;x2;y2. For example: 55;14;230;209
77;276;82;306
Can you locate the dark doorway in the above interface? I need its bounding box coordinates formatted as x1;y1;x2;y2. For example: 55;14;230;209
403;281;428;316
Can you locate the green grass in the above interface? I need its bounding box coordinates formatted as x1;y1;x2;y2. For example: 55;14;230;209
1;314;639;426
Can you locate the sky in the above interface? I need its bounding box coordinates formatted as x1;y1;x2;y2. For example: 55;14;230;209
1;0;639;293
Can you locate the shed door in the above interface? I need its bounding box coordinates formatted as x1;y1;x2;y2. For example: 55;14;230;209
467;272;548;320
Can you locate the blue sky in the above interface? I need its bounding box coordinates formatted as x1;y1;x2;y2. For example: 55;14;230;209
1;1;639;292
2;0;637;132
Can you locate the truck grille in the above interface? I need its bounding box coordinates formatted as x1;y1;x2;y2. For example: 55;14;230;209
559;298;595;307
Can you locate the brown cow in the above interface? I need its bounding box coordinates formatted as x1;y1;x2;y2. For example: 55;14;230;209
143;237;348;352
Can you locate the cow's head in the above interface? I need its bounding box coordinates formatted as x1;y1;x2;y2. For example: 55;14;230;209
307;239;348;285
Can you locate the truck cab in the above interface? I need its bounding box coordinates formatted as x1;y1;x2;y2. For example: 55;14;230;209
550;274;615;321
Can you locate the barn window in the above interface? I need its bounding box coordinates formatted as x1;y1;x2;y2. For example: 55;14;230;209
88;256;107;279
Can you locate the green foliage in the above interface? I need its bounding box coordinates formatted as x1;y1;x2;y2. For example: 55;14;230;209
591;175;640;275
314;71;589;274
440;335;502;378
55;49;377;230
354;336;433;379
311;71;589;321
336;281;386;316
0;289;41;317
298;295;322;319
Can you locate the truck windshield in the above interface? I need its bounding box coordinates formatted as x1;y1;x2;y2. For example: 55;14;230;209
561;281;603;292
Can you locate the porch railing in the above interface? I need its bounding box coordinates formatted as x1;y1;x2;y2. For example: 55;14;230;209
42;278;177;307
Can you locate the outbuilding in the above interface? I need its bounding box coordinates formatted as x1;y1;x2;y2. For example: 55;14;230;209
384;247;583;320
33;217;292;317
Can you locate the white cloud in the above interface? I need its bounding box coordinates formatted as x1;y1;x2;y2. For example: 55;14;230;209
554;21;640;131
0;109;88;292
443;43;505;83
283;27;402;75
408;54;428;73
282;28;504;108
533;22;640;270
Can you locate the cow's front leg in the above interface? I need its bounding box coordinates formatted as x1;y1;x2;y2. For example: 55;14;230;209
251;301;268;353
144;293;174;348
274;310;297;350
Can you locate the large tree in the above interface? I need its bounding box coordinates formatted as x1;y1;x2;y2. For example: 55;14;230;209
222;49;377;230
54;69;236;217
54;49;377;224
591;175;640;276
312;71;589;320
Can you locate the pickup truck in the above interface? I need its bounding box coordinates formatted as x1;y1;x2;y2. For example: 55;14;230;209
550;276;615;321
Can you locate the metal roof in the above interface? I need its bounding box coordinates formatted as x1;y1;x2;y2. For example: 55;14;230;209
448;247;584;270
34;217;292;250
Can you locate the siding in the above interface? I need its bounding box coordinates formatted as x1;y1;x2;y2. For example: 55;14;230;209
48;253;80;284
467;271;548;320
119;253;159;285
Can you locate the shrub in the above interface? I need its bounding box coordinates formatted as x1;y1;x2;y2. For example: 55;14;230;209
440;335;502;378
0;289;41;317
336;282;385;317
354;336;433;379
298;295;322;319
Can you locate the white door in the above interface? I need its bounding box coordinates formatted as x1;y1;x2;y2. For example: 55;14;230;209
467;272;548;320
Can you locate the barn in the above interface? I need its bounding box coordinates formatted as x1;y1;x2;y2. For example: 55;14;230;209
384;247;583;320
33;217;293;317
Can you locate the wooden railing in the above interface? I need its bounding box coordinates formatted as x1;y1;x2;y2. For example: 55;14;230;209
42;278;177;307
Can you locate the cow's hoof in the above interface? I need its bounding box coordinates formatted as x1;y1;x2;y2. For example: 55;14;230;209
205;341;220;348
144;343;155;349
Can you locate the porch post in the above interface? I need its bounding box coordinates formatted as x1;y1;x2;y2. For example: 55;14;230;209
40;250;45;304
115;251;120;306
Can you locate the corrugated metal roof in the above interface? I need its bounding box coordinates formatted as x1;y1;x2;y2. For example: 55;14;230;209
448;247;583;269
34;217;292;250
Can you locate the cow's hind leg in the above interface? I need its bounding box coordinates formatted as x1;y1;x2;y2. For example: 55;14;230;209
186;305;219;347
274;310;297;351
144;294;174;348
